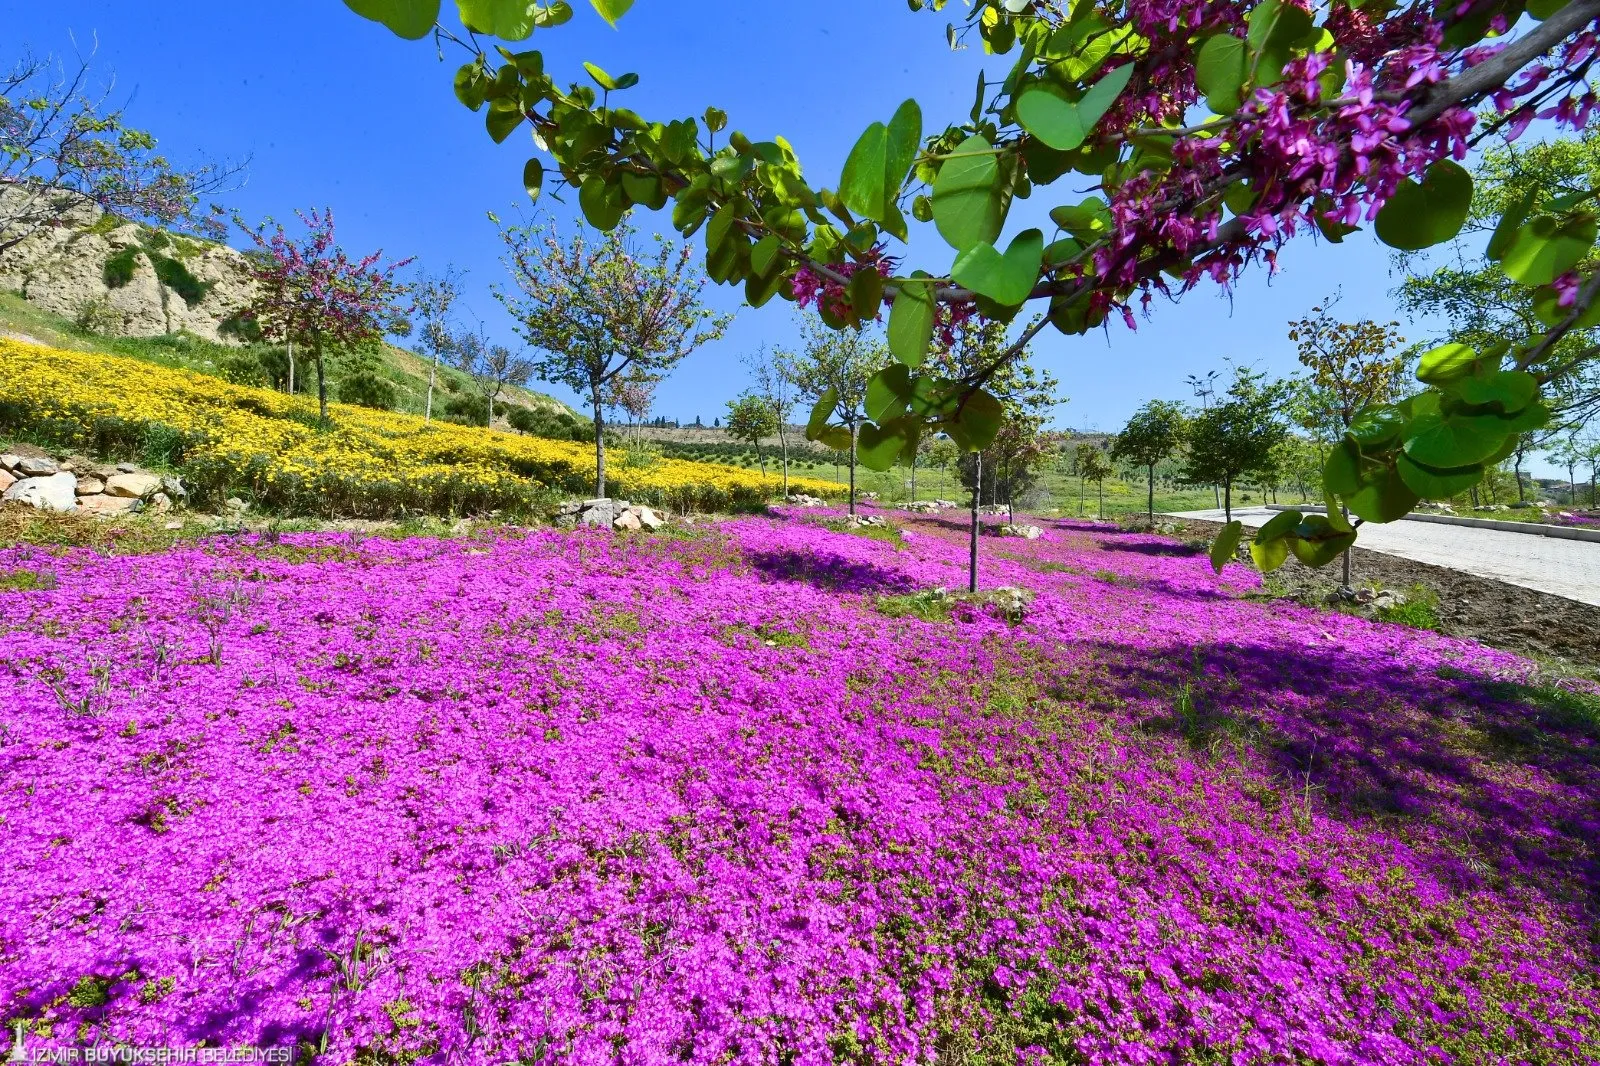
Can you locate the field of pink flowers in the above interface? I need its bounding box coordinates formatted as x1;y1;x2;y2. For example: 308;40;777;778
1;508;1596;1063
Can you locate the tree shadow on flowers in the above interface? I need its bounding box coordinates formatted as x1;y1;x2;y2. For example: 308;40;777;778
746;546;919;596
1075;635;1600;913
1095;538;1205;558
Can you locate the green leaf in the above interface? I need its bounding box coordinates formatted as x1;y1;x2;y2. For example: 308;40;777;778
1415;342;1480;386
946;388;1005;451
703;107;727;133
583;61;619;90
588;0;632;25
888;273;936;367
1527;0;1565;15
1195;35;1247;114
857;417;917;471
951;228;1043;306
485;102;523;143
750;235;782;278
849;267;885;322
1532;279;1600;329
839;100;922;227
884;99;922;204
805;388;838;441
1374;160;1473;251
1452;369;1537;414
1250;535;1289;573
1049;198;1111;239
345;0;439;38
1396;453;1484;499
1402;398;1511;467
1499;215;1598;286
457;0;540;39
1015;63;1134;151
932;134;1005;251
1345;404;1406;451
1254;508;1305;544
1322;438;1362;495
1289;515;1357;567
454;62;488;110
1209;520;1243;574
1486;190;1534;262
620;172;664;210
1344;463;1419;523
521;158;543;201
578;175;625;230
865;364;914;422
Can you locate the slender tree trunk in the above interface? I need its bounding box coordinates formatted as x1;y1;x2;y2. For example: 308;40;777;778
777;421;789;496
969;450;981;594
1515;454;1527;502
592;387;607;499
848;424;858;516
313;336;329;423
1568;462;1576;505
1591;462;1597;507
287;339;296;396
1078;474;1085;516
757;441;766;477
1341;504;1353;587
425;352;436;424
910;454;917;503
1147;463;1155;521
1098;479;1104;518
487;387;495;428
1223;478;1232;523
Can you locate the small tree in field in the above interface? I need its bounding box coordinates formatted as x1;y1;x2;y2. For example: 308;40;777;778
1112;400;1186;522
744;347;799;495
414;266;465;425
238;209;412;424
451;327;534;427
493;218;730;498
786;315;888;516
606;370;658;443
1075;443;1113;518
725;393;780;476
1181;368;1289;523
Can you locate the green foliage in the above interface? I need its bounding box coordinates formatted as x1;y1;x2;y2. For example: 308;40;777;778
103;247;141;289
149;253;215;308
337;371;398;411
1181;367;1290;515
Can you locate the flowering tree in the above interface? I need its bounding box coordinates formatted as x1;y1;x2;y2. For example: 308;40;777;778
786;315;890;515
349;0;1600;569
493;219;730;498
0;49;242;252
238;209;413;423
451;326;534;427
606;369;658;442
725;393;780;475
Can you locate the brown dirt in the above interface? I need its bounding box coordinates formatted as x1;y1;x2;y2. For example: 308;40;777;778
1173;518;1600;674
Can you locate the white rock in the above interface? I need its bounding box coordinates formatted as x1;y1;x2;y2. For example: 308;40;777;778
77;494;139;517
146;491;173;514
3;472;77;512
0;454;20;472
104;472;162;498
635;506;664;531
116;462;139;474
13;456;58;477
75;476;105;496
1000;523;1043;539
613;509;642;531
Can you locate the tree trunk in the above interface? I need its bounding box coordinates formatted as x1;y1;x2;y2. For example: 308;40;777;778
969;450;981;594
487;387;495;428
425;352;436;425
1098;479;1104;519
1147;464;1155;521
1078;474;1085;516
909;454;917;503
1514;453;1527;502
848;424;858;516
592;388;607;499
1223;478;1232;523
287;339;296;396
1568;462;1576;506
777;421;789;496
757;441;766;477
1341;504;1353;587
313;337;329;423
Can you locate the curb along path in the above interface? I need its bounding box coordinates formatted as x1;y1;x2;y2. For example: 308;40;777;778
1167;506;1600;608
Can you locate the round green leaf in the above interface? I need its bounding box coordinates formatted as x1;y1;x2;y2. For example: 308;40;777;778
1209;520;1243;574
888;273;935;367
1345;463;1420;524
1415;342;1479;386
932;134;1005;252
1254;508;1304;544
457;0;539;39
522;157;543;202
1396;453;1484;499
1015;64;1134;152
1345;404;1406;451
1322;438;1362;495
1251;535;1289;573
857;417;916;472
946;388;1004;451
1402;404;1510;468
1531;280;1600;328
345;0;440;38
1289;515;1357;567
578;175;625;230
1374;160;1473;251
805;388;839;441
1500;214;1598;286
1195;35;1247;114
588;0;633;26
1452;370;1537;415
951;228;1043;307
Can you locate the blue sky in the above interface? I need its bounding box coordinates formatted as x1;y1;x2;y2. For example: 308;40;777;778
13;1;1481;442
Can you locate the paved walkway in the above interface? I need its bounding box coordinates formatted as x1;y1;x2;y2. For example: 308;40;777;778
1168;507;1600;607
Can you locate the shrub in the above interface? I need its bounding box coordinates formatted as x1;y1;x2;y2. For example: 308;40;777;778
337;371;398;411
149;253;214;308
74;296;122;335
103;247;142;289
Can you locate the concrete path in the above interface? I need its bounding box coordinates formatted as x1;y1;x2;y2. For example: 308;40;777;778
1168;507;1600;607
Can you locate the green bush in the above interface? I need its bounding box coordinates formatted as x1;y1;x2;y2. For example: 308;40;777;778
149;253;214;308
337;371;398;411
103;247;142;289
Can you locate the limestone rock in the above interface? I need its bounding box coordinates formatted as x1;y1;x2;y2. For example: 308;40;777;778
116;462;140;474
635;506;664;531
3;472;78;512
613;509;642;531
0;455;21;473
78;494;139;517
999;523;1043;539
14;456;58;477
578;500;614;528
784;493;826;507
105;472;163;499
0;470;13;494
75;476;105;496
145;492;173;514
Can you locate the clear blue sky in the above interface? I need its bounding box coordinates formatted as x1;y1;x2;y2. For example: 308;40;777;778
17;0;1539;463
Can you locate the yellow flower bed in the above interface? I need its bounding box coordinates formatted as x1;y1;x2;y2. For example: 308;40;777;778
0;339;844;517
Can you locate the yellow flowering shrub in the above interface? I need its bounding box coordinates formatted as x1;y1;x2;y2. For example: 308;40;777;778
0;339;845;517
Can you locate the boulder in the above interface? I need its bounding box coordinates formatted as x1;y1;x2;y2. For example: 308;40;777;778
77;494;139;517
613;509;642;531
784;493;826;507
224;496;249;512
3;472;78;512
0;470;13;494
578;500;614;528
999;523;1043;539
0;455;20;473
160;475;189;503
105;472;162;499
14;456;59;477
75;476;106;496
146;492;173;514
635;506;665;531
116;462;140;474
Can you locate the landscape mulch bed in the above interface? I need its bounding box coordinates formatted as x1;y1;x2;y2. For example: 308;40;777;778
1175;517;1600;674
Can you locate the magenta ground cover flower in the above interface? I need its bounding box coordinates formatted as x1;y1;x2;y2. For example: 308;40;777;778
0;510;1595;1063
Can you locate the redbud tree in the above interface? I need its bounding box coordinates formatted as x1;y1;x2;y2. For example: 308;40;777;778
346;0;1600;569
238;209;413;423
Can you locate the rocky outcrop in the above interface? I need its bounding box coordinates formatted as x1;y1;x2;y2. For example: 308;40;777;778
0;187;256;343
555;498;667;532
0;451;181;517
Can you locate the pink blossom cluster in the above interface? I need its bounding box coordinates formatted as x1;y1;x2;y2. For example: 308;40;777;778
0;509;1595;1061
788;244;895;322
